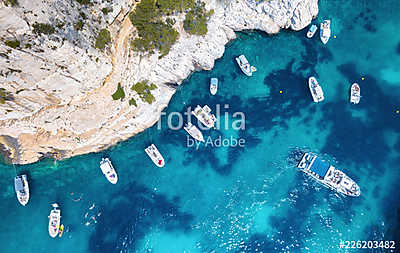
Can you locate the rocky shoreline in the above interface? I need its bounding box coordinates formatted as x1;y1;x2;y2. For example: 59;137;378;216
0;0;318;165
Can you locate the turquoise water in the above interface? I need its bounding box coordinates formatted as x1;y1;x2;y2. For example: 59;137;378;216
1;0;400;252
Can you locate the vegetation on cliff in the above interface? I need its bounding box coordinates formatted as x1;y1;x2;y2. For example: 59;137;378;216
32;23;55;35
131;80;157;104
183;1;213;35
129;0;212;56
111;83;125;100
95;28;111;50
0;88;12;104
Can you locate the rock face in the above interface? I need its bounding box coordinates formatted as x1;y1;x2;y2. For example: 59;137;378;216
0;0;318;164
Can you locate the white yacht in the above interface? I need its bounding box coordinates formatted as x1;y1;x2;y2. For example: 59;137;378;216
145;144;165;167
14;174;29;206
48;203;61;238
307;24;318;38
308;76;324;102
210;78;218;95
320;20;331;44
350;83;361;104
100;158;118;184
297;153;361;197
191;105;217;129
184;122;205;142
235;55;256;76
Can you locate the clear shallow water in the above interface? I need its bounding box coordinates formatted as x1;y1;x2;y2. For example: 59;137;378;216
1;0;400;252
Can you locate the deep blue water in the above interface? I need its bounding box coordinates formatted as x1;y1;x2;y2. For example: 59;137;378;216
1;0;400;252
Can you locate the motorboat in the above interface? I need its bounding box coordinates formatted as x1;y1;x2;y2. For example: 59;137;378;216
297;153;361;197
184;122;205;142
48;203;61;238
14;174;29;206
350;83;361;104
210;78;218;95
320;20;331;44
191;105;216;129
145;144;165;167
308;76;324;102
100;158;118;184
235;55;256;76
307;24;318;38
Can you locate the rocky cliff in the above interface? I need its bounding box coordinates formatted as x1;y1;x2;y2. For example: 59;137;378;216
0;0;318;164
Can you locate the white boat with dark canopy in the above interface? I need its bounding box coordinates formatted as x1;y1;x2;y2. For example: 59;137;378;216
192;105;217;129
235;55;256;76
14;174;29;206
320;20;331;44
145;144;165;167
307;24;318;38
308;77;324;102
100;158;118;184
297;153;361;197
184;122;205;142
48;203;61;238
350;83;361;104
210;78;218;95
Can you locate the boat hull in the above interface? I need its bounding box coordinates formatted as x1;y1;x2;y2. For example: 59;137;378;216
350;83;360;104
184;123;205;142
14;175;29;206
308;77;324;102
210;78;218;95
48;207;61;238
235;57;252;76
100;158;118;184
145;144;165;167
307;25;317;38
320;20;331;44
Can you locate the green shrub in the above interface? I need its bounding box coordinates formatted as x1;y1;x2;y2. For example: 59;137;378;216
0;88;12;104
32;23;55;35
111;83;125;100
5;40;20;49
95;28;111;50
5;0;18;7
76;0;91;5
74;20;84;31
25;43;32;49
101;7;112;15
183;1;212;35
131;80;157;104
129;98;137;106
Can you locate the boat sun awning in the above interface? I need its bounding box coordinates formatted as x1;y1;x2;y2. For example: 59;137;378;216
309;157;330;178
14;178;24;191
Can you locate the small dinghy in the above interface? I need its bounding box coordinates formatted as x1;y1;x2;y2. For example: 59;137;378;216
350;83;361;104
184;122;205;142
320;20;331;44
100;158;118;184
210;78;218;95
307;24;318;38
14;174;29;206
48;203;61;238
145;144;165;167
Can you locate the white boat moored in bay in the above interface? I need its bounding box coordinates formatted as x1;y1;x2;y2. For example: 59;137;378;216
210;78;218;95
191;105;217;129
307;24;318;38
297;153;361;197
308;76;325;103
350;83;361;104
100;158;118;184
14;174;29;206
184;122;205;142
320;20;331;44
48;203;61;238
235;55;255;76
145;144;165;167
